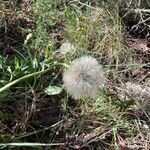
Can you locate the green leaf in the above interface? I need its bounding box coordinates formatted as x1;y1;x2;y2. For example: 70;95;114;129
0;111;8;122
15;57;20;70
32;58;38;68
0;91;9;100
44;85;62;95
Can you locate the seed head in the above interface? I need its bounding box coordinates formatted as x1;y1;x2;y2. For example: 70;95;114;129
63;56;105;99
58;42;76;55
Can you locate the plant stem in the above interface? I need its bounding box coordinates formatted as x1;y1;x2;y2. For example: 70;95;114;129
0;62;69;93
0;69;50;93
0;142;65;147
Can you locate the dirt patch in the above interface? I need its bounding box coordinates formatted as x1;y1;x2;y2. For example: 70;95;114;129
0;98;64;141
0;1;35;58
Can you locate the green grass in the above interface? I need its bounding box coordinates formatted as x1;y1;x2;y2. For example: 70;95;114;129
0;0;150;149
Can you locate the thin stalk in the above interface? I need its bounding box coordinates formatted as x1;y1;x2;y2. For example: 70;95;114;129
0;142;65;147
13;120;63;141
0;62;69;93
0;69;50;93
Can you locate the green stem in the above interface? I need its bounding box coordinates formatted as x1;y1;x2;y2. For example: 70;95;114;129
0;68;50;93
0;62;69;93
0;142;65;147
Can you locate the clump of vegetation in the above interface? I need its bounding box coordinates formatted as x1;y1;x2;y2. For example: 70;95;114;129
0;0;150;149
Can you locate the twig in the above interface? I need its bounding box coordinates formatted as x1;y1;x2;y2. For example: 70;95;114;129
68;0;99;10
122;8;150;13
132;16;150;29
103;63;150;67
133;9;150;13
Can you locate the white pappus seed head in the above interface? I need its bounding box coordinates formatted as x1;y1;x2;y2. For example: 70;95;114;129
63;56;105;99
58;41;76;55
